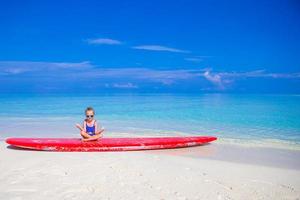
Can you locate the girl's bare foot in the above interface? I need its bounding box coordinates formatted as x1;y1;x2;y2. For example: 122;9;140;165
81;137;98;142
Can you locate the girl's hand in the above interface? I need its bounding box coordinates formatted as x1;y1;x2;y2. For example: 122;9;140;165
75;124;84;131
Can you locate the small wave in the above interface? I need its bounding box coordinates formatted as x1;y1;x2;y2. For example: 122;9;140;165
217;138;300;151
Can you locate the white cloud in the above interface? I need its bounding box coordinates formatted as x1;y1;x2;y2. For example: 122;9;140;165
185;57;203;62
217;70;300;79
132;45;189;53
202;69;300;90
0;61;93;74
111;83;138;89
86;38;122;45
203;70;224;89
185;56;212;63
1;61;299;91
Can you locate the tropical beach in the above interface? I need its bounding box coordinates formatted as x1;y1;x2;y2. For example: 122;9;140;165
1;94;300;199
1;0;300;199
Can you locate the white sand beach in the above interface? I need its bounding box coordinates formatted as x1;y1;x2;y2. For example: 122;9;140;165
0;141;299;200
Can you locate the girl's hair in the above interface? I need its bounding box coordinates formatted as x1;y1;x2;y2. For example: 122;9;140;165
85;107;95;114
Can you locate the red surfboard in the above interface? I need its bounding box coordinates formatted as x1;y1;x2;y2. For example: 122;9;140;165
6;136;217;152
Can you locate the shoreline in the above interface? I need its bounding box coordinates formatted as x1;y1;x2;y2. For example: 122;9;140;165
146;143;300;170
216;137;300;151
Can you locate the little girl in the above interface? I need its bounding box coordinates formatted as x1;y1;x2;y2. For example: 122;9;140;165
76;107;104;141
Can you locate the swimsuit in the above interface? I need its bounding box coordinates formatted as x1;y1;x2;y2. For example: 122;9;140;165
86;121;96;136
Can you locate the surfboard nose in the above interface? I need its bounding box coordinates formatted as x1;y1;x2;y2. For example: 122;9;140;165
6;138;24;145
6;138;14;145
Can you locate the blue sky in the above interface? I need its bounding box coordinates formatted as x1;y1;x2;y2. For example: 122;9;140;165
0;0;300;93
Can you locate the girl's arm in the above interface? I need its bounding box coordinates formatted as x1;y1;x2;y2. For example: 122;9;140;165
75;123;84;132
83;121;86;132
95;121;104;135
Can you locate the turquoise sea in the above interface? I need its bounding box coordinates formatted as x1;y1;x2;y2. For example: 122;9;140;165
0;94;299;149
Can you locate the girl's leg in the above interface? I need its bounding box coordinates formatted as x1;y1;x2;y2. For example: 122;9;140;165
80;130;90;139
82;134;101;141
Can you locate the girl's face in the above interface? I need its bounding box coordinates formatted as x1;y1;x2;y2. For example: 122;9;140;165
85;110;94;122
